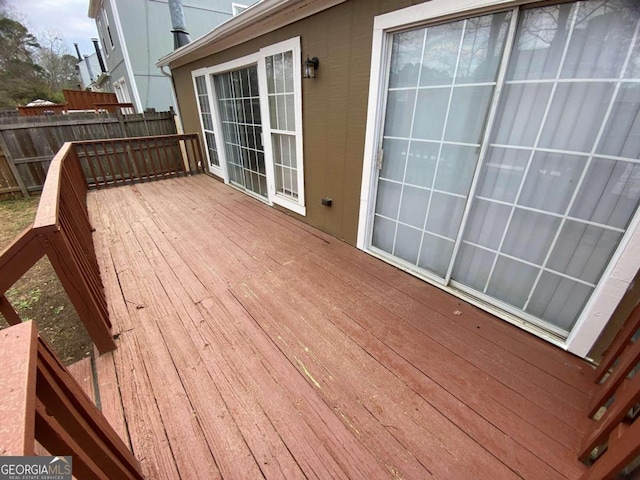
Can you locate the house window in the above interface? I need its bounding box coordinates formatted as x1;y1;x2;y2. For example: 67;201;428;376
265;51;299;200
96;16;109;58
361;0;640;348
193;75;220;169
113;78;134;113
102;7;114;50
232;3;248;16
191;37;305;215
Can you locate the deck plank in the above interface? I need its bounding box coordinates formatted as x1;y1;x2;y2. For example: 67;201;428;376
89;175;593;480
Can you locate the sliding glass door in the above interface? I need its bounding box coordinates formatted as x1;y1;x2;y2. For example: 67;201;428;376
214;66;268;199
372;0;640;335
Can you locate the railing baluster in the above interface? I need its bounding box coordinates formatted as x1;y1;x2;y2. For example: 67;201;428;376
0;295;22;326
81;143;100;189
144;138;159;179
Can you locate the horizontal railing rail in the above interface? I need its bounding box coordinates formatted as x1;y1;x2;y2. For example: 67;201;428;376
0;321;143;479
580;302;640;479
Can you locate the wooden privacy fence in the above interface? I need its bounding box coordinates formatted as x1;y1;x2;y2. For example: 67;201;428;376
0;110;176;199
0;321;143;479
579;302;640;479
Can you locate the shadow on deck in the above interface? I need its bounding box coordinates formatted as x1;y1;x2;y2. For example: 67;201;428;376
87;174;594;480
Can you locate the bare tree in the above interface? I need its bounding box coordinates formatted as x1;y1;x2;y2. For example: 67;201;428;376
35;30;78;94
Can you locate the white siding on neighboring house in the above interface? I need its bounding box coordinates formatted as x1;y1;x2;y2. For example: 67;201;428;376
90;0;259;113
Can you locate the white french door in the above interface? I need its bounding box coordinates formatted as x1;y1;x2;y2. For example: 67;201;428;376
368;0;640;340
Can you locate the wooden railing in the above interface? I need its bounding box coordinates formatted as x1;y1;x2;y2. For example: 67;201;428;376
0;321;143;478
0;133;204;355
580;303;640;479
75;134;204;188
0;142;115;353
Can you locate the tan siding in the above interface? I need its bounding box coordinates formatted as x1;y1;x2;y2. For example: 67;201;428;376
172;0;419;244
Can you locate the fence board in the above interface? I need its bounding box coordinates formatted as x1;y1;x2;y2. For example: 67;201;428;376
0;112;176;197
0;146;21;200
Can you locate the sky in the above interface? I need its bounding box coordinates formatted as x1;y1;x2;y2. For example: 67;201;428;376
6;0;99;59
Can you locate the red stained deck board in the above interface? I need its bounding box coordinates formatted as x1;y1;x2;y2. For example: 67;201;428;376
251;256;586;480
306;250;590;424
88;175;594;480
66;356;95;404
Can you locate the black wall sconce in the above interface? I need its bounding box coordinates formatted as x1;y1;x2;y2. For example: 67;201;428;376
303;56;319;79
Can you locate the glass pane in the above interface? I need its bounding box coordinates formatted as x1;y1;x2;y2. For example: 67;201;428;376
518;152;585;214
486;256;539;308
398;186;429;229
434;145;478;195
456;12;512;83
420;19;465;87
475;147;528;203
570;158;640;230
266;57;275;92
394;224;422;264
375;10;510;282
452;243;496;292
389;29;424;88
418;234;455;277
526;273;593;332
372;215;396;252
284;51;294;92
462;199;510;250
380;138;409;182
444;85;493;144
501;209;561;265
561;1;639;79
547;221;621;284
385;90;416;138
491;83;553;147
539;82;615;152
597;84;640;159
412;88;448;141
272;133;298;200
405;142;438;188
425;193;465;240
507;3;575;81
375;179;401;219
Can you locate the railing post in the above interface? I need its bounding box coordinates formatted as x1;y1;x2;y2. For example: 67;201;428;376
0;321;37;456
38;231;115;354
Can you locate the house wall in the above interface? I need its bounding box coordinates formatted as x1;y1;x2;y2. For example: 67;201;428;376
172;0;427;245
112;0;259;112
169;0;639;359
96;0;135;108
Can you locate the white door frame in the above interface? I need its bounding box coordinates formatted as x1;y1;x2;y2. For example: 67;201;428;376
357;0;640;358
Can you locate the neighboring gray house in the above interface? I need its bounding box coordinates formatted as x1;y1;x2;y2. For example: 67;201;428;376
88;0;259;112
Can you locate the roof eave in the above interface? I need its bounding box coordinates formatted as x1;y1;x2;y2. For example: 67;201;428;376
88;0;101;19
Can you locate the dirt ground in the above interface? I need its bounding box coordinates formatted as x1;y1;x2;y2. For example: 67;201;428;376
0;196;92;365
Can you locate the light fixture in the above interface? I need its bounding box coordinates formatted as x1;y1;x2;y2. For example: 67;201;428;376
303;56;319;79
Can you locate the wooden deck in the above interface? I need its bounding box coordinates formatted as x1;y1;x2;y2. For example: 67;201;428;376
85;174;595;480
